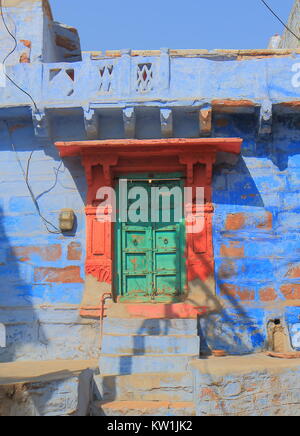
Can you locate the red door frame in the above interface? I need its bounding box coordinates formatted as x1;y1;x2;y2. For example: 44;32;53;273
55;138;242;316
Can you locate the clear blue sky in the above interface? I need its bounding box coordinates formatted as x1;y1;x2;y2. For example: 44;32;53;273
50;0;295;51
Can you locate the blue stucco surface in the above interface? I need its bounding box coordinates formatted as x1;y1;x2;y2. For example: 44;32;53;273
206;112;300;354
0;114;94;361
0;0;300;362
190;355;300;416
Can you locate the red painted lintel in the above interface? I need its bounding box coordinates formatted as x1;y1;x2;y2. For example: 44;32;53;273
55;137;242;158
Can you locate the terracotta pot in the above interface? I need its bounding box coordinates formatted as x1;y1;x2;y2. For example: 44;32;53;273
212;349;227;357
266;351;300;359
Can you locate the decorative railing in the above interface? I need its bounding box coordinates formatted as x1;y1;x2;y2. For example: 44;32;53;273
0;50;300;116
42;50;169;104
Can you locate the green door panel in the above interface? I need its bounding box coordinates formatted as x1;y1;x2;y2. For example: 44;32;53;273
126;275;149;298
126;254;147;273
125;230;147;249
155;275;179;298
115;173;186;303
155;253;177;271
155;229;177;249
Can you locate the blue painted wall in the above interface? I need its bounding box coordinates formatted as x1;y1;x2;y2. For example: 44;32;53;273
0;1;300;361
0;114;99;361
200;112;300;354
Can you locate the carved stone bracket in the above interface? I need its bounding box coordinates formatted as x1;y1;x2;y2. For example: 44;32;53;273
123;107;136;138
84;107;99;140
32;109;50;140
160;108;173;138
259;100;273;137
199;105;212;137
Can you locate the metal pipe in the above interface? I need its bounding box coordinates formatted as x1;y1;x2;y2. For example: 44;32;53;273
99;292;113;352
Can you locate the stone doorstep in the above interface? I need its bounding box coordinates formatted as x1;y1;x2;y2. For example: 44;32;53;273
0;359;98;385
91;400;196;417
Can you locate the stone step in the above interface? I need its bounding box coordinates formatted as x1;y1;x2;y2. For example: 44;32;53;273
99;354;198;375
93;372;194;402
91;400;196;417
103;318;198;336
102;334;199;355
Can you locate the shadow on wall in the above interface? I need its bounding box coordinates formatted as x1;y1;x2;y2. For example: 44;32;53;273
214;111;300;172
0;185;91;416
0;206;61;415
213;155;264;207
203;111;300;355
199;153;267;355
0;116;88;359
0;204;49;363
118;316;174;377
94;316;176;405
0;116;90;415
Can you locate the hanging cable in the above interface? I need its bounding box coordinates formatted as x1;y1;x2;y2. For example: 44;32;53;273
0;0;16;64
260;0;300;43
0;2;64;235
0;0;39;111
5;121;63;235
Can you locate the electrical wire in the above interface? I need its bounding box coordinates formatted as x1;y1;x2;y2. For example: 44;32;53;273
25;151;63;234
0;0;39;111
260;0;300;43
5;121;63;235
0;0;16;64
0;1;63;235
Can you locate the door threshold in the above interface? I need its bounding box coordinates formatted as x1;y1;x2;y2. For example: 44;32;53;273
106;302;205;319
117;298;184;304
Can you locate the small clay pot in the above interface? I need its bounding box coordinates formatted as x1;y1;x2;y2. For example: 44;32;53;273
266;351;300;359
212;349;227;357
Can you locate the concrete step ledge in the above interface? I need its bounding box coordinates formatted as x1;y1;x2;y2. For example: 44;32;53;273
102;334;200;355
103;318;198;336
99;354;199;375
91;400;196;416
93;372;194;402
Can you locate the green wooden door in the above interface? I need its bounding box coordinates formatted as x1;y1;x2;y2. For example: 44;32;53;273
115;174;186;303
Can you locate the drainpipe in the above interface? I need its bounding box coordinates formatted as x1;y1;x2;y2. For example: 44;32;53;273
99;293;113;351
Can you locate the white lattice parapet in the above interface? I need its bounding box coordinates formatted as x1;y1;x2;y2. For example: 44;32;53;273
4;49;300;109
1;49;300;142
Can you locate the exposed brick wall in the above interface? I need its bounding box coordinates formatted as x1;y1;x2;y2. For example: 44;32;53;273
34;266;84;284
67;242;82;261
